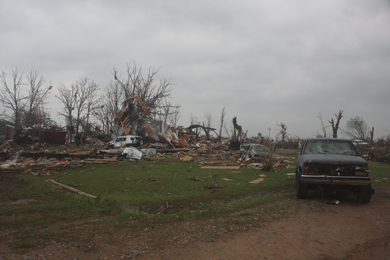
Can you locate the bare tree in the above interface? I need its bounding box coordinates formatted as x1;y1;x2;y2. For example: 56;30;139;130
218;107;226;138
113;62;172;114
204;112;213;128
57;78;98;143
343;116;369;140
72;78;90;135
83;81;99;137
23;70;53;132
93;104;109;134
188;113;201;136
276;122;288;142
189;113;198;125
0;69;26;139
328;110;343;138
317;112;329;137
223;124;232;139
167;105;181;127
204;112;214;138
155;100;181;126
56;83;78;143
103;81;124;133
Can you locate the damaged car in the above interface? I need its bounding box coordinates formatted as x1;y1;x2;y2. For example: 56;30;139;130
352;139;369;146
240;144;270;161
296;138;373;203
108;135;143;148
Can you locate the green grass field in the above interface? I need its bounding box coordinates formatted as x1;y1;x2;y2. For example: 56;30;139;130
1;153;389;250
37;158;297;219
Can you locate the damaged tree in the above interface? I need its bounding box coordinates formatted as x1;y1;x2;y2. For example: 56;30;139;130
232;117;242;141
155;100;181;127
73;78;98;136
369;127;375;145
218;107;226;140
110;94;182;148
24;70;52;128
57;78;99;144
1;69;54;144
83;83;100;138
204;112;214;139
276;123;288;142
167;105;181;127
94;81;123;134
328;110;343;138
0;69;26;140
56;83;77;143
113;62;172;112
109;63;182;146
317;112;329;138
343;116;370;141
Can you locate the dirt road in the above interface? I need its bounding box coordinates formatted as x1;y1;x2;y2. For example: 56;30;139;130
2;185;390;259
136;185;390;260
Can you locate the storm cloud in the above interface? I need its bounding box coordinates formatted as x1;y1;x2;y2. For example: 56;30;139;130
1;0;389;138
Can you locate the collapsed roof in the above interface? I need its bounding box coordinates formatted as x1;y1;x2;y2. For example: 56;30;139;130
112;96;187;147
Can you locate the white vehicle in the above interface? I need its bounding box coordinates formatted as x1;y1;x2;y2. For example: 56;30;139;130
352;140;369;146
109;135;143;148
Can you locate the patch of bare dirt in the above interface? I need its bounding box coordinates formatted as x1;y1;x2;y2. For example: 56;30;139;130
136;187;390;260
1;174;390;260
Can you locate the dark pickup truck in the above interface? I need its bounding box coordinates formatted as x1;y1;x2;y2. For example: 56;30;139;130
296;138;373;203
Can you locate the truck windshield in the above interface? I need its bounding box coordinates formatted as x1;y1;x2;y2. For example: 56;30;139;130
304;140;358;156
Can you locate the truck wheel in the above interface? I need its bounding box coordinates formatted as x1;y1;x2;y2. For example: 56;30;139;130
296;171;308;199
357;184;371;203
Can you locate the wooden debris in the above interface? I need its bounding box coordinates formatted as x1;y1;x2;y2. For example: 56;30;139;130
182;155;193;161
247;163;263;169
249;178;264;184
44;179;97;199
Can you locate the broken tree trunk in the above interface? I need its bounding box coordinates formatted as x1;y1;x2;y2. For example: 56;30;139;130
45;179;97;199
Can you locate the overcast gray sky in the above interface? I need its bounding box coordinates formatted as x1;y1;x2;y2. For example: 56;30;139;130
1;0;390;139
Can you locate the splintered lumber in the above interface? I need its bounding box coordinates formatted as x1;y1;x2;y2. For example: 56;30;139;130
45;179;97;199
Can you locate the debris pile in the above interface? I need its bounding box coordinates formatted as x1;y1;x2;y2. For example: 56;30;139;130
0;140;294;176
366;147;390;163
0;96;295;173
